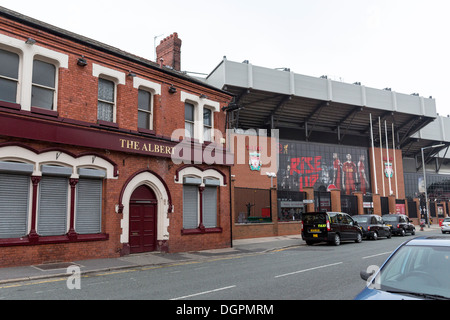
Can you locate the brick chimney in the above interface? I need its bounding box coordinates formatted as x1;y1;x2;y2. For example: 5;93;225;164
156;32;182;71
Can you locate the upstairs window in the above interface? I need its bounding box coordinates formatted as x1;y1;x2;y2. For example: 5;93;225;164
32;60;56;110
138;89;153;130
203;108;212;142
185;102;195;139
98;78;115;122
0;49;19;103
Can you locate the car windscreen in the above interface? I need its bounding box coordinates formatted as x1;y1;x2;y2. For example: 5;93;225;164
383;216;398;222
353;216;369;223
375;245;450;299
302;213;327;224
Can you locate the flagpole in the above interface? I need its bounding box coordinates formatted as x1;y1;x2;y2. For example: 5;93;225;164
370;114;378;194
379;117;385;197
392;123;398;196
385;121;392;195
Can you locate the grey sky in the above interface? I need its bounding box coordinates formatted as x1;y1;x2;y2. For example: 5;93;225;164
2;0;449;115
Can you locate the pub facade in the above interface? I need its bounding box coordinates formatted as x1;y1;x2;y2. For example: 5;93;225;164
0;7;233;267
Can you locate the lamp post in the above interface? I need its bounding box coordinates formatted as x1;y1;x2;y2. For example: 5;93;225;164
266;172;277;188
421;144;445;228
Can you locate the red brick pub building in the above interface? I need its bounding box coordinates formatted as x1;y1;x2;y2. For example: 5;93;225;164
0;7;233;267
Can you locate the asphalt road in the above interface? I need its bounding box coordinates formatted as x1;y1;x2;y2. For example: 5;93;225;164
0;230;444;301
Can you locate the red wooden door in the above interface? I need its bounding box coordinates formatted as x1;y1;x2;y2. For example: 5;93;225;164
129;185;157;254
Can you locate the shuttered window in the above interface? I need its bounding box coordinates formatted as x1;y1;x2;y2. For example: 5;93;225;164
0;173;29;239
37;175;69;236
76;178;102;234
203;187;217;228
183;185;199;229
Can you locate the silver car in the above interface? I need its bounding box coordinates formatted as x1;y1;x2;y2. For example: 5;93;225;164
442;218;450;234
356;236;450;300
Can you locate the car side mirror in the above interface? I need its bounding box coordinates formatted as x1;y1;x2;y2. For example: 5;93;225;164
360;270;375;281
354;221;358;226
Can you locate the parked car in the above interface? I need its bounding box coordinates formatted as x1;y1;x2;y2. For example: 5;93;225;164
442;217;450;234
353;215;391;240
302;212;363;246
356;236;450;300
382;214;416;236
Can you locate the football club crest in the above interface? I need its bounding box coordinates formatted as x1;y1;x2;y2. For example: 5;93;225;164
384;162;393;178
249;152;262;171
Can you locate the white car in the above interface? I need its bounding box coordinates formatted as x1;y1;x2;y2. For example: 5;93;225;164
442;218;450;234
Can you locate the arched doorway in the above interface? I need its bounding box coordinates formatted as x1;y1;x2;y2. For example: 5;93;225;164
129;185;157;254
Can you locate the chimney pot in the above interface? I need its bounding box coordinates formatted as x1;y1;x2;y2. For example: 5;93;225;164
156;32;182;71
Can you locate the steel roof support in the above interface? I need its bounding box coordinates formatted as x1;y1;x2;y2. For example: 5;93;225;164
305;101;329;141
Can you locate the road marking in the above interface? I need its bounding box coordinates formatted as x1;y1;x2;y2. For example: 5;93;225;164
362;252;391;260
171;285;237;300
275;262;343;279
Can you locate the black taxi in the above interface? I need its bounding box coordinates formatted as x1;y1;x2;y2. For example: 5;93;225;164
302;212;363;246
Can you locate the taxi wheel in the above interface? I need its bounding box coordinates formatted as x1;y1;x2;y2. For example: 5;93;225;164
332;234;341;246
355;232;362;243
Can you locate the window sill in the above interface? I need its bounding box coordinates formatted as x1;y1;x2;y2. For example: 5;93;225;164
181;227;223;235
97;119;118;128
31;106;59;118
138;128;156;135
0;233;109;247
0;100;21;111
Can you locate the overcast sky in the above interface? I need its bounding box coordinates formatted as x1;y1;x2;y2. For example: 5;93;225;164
2;0;449;115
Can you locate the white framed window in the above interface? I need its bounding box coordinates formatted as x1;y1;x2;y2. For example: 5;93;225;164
97;78;115;122
138;89;153;130
180;92;220;143
133;77;160;131
92;64;126;124
185;102;195;139
31;59;56;110
0;33;69;111
0;48;20;103
203;108;212;142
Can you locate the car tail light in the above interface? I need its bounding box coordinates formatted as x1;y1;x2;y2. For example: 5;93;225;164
327;220;331;231
397;224;400;228
301;222;304;233
367;226;371;231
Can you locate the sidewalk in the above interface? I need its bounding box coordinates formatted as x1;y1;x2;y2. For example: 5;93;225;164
0;225;441;285
0;235;303;285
